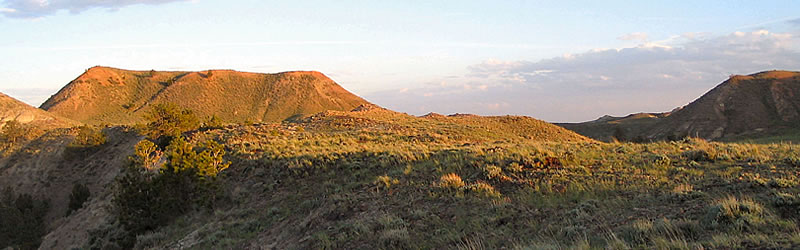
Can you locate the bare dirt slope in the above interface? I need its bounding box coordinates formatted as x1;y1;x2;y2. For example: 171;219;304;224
0;127;140;249
41;66;370;125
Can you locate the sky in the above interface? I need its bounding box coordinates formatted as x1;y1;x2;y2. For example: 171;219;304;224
1;0;799;122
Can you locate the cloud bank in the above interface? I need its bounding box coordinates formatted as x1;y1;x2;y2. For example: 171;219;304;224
366;30;800;122
0;0;189;18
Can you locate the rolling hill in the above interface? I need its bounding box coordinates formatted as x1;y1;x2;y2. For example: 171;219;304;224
560;70;800;142
40;66;370;125
5;68;800;249
0;92;78;129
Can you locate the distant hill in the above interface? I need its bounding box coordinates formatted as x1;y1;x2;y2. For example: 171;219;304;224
0;92;78;129
558;112;668;142
303;104;591;143
40;66;370;125
559;70;800;142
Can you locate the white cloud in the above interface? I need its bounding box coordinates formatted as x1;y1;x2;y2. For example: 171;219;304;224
366;30;800;122
618;32;649;42
0;0;189;18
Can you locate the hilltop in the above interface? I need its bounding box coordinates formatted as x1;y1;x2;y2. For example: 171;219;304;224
560;70;800;142
40;66;370;125
0;92;78;129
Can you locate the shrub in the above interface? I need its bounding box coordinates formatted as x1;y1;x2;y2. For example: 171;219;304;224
1;120;26;144
67;183;91;216
142;103;200;144
767;178;797;188
652;154;671;166
203;115;224;130
374;175;399;192
133;139;162;171
467;182;501;198
773;192;800;216
682;149;712;162
438;173;465;189
0;188;49;250
64;126;107;160
703;196;765;230
785;156;800;167
165;137;230;178
506;162;523;172
72;126;106;146
485;165;502;179
1;120;42;146
113;136;230;243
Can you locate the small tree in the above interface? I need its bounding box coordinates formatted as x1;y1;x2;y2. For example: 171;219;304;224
2;120;25;144
206;70;213;78
202;115;224;130
143;103;200;144
0;188;49;249
70;125;106;147
113;136;229;240
67;183;91;216
133;139;163;171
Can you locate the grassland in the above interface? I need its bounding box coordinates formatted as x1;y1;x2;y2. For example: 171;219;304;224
719;128;800;145
85;108;800;249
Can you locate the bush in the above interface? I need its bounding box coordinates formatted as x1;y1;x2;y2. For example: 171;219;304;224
133;139;163;171
467;182;501;198
70;125;106;147
0;188;49;250
438;173;465;189
1;120;26;144
682;149;712;162
485;165;502;179
64;126;107;160
652;154;671;166
785;156;800;167
703;196;765;230
202;115;224;130
374;175;399;192
113;136;230;242
67;183;91;216
1;120;42;146
142;103;200;144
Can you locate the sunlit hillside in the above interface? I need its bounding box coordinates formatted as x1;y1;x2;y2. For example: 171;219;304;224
40;66;370;125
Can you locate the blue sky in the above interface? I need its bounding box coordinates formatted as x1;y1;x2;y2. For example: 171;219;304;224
1;0;799;122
